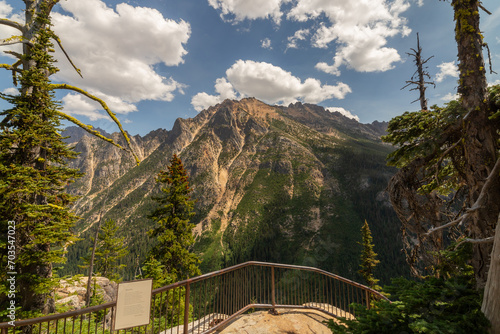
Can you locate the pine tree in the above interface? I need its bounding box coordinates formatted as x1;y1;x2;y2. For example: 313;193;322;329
0;0;138;315
81;219;128;282
147;154;200;281
0;12;80;315
358;220;380;289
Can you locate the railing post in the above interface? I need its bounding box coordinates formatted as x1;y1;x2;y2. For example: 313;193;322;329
184;282;190;334
365;289;370;309
271;266;276;309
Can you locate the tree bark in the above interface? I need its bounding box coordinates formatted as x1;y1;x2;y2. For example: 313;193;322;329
453;0;498;288
482;216;500;334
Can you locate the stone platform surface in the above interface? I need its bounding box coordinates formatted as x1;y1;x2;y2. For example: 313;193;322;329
217;308;340;334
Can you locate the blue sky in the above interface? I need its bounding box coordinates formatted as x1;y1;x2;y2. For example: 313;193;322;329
0;0;499;136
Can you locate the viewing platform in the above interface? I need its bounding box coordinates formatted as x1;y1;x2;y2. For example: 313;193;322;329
0;261;387;334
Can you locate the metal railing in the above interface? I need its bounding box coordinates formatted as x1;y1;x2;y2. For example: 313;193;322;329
0;261;389;334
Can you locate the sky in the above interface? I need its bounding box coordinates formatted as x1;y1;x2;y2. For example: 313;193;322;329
0;0;499;136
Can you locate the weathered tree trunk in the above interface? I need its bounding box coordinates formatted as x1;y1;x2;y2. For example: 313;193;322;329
17;0;58;314
482;217;500;334
453;0;498;288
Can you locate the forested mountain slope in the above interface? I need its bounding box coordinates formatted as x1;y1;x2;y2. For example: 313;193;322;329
62;98;407;283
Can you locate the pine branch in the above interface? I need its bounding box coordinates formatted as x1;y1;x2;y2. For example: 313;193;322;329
0;61;21;85
3;50;23;59
54;110;129;152
50;83;140;165
0;63;21;72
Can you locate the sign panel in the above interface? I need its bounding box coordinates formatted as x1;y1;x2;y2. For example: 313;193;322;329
113;279;153;330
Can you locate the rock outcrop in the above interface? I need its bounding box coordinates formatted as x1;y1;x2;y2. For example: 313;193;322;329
55;277;117;310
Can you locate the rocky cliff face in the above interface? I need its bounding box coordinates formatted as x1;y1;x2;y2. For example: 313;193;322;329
63;98;405;283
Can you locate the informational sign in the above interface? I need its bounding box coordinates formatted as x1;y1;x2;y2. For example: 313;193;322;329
113;279;153;331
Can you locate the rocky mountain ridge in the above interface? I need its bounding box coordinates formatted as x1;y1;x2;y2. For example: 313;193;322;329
62;98;405;283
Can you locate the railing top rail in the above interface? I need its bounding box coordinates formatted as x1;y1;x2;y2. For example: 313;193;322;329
152;261;389;301
0;301;115;328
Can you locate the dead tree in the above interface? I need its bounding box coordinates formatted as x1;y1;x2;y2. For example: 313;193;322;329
401;33;435;110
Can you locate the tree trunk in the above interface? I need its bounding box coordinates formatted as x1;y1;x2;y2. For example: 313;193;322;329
482;216;500;334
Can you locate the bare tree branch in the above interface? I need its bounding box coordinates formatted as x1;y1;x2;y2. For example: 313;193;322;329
426;156;500;236
0;36;33;47
50;83;140;165
0;18;25;32
483;42;497;75
434;139;462;180
455;236;494;250
478;3;492;15
53;36;82;78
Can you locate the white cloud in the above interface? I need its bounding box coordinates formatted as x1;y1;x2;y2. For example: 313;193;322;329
441;92;460;101
209;0;411;75
314;26;403;75
0;0;12;17
62;94;110;121
191;60;351;111
303;0;411;75
2;87;18;95
286;29;310;50
0;1;25;57
191;92;223;112
326;107;359;121
50;0;190;120
191;78;238;111
261;38;272;49
488;80;500;87
207;0;288;24
435;61;459;83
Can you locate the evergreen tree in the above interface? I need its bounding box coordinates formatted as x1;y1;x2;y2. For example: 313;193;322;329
81;219;128;282
0;9;80;315
382;0;499;330
0;0;138;315
147;154;200;281
358;220;380;289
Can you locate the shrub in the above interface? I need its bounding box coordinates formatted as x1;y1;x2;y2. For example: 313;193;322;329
325;276;489;334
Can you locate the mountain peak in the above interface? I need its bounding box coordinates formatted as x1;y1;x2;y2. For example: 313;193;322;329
207;98;280;123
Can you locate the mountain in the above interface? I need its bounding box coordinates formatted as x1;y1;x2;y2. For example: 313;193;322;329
62;98;407;283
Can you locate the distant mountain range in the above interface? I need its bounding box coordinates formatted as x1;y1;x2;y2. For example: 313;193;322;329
62;98;408;283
